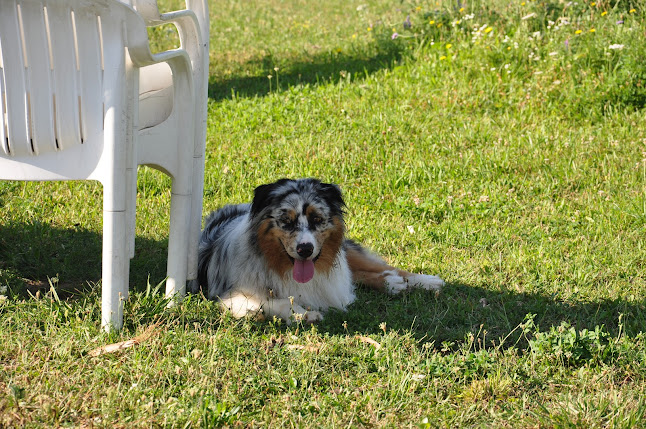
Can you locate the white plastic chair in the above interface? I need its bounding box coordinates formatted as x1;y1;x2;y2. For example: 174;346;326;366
0;0;209;331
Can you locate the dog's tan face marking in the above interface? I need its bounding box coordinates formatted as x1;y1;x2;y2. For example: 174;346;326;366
313;215;345;274
257;218;293;278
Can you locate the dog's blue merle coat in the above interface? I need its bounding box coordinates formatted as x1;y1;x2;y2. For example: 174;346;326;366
192;203;251;297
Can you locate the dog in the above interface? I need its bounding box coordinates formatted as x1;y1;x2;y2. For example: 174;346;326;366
190;178;444;323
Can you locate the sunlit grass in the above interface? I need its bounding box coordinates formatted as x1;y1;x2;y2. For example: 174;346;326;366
1;0;646;426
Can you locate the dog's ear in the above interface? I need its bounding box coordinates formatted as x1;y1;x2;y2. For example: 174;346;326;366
318;182;345;217
251;179;291;218
251;183;276;218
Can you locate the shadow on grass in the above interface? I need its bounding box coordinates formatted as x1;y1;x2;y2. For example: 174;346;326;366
2;221;645;345
0;222;168;299
321;282;646;347
208;47;402;101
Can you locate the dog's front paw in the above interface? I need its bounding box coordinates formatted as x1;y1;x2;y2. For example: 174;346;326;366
407;274;444;292
303;310;323;324
291;310;323;324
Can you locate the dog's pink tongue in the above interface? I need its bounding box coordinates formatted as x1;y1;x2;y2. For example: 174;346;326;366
293;259;315;283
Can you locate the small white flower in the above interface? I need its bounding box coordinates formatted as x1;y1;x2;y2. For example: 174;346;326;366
0;285;6;294
407;225;415;234
609;44;625;50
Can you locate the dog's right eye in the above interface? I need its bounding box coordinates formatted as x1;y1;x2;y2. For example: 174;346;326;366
279;215;296;230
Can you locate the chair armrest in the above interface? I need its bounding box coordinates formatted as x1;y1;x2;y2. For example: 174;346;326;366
122;8;192;70
131;0;208;45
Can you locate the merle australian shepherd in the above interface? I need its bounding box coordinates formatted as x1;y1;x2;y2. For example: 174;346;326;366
190;178;444;323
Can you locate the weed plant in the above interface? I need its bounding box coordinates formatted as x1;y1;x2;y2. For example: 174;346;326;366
1;0;646;426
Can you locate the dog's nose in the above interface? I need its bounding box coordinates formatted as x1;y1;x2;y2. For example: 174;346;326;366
296;242;314;258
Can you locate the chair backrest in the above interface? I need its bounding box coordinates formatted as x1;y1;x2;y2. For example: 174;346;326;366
0;0;142;181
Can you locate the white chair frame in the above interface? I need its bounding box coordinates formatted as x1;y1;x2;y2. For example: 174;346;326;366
0;0;209;330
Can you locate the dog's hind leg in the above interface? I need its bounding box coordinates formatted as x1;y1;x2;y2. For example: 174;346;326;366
345;240;444;294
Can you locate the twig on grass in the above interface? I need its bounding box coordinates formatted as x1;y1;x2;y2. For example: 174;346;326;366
89;324;159;357
355;335;382;350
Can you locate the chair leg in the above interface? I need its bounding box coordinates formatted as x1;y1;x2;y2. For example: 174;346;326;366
101;209;129;332
165;185;191;302
187;155;205;281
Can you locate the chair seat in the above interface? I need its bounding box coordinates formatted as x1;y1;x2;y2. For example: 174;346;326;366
139;62;174;130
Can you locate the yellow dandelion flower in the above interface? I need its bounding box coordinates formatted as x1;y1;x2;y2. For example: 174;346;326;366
575;29;582;34
589;28;596;32
437;23;443;28
440;55;447;60
591;2;596;6
630;8;636;13
459;7;465;12
367;27;372;32
416;6;422;11
507;46;512;50
601;11;607;16
521;2;526;5
352;33;357;39
429;20;435;25
484;27;493;33
392;28;397;33
446;43;452;49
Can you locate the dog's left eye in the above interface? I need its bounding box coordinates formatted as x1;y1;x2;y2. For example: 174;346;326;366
310;216;323;226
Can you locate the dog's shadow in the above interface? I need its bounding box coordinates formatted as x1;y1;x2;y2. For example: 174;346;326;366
318;283;646;347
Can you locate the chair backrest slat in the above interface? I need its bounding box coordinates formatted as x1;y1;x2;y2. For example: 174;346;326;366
19;0;57;154
73;8;104;144
44;1;82;151
0;1;30;156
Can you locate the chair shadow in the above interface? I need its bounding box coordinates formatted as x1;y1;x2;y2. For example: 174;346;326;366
208;46;402;101
0;221;168;299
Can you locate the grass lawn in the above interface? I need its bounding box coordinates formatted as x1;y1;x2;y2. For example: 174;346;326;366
2;0;646;426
